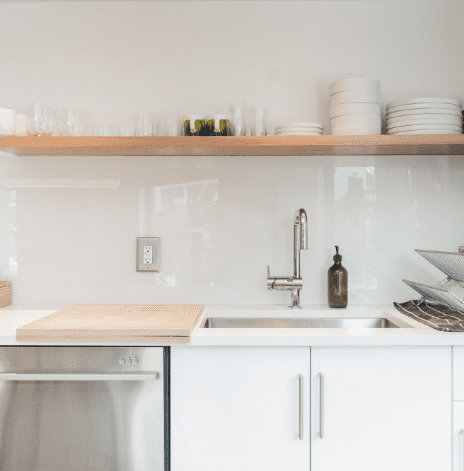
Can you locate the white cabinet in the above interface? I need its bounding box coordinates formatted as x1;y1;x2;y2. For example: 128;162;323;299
311;346;451;471
170;346;310;471
453;402;464;471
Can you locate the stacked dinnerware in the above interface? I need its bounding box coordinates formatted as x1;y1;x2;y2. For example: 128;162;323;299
329;79;382;135
275;122;322;136
386;98;462;135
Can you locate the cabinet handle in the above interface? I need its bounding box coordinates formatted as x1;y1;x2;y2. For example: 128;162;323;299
319;373;324;439
298;374;303;440
460;429;464;470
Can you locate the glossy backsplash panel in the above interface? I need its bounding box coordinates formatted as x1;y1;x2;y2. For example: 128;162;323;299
1;154;463;306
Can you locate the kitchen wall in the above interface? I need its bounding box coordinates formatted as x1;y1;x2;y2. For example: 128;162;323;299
1;1;464;306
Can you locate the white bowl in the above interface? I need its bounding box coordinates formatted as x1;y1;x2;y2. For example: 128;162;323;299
387;129;462;135
387;97;462;108
276;122;322;128
276;131;322;136
386;115;462;127
330;90;381;105
387;108;463;118
387;102;462;114
330;114;381;128
330;78;381;96
330;103;381;118
276;125;322;131
386;124;462;133
331;125;381;136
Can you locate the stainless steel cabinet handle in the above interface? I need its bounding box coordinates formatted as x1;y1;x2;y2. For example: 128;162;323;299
319;373;324;439
0;373;160;381
298;374;303;440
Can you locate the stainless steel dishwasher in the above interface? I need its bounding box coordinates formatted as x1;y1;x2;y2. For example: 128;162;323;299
0;346;169;471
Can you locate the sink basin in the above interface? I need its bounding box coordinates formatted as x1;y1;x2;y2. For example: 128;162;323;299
201;317;410;329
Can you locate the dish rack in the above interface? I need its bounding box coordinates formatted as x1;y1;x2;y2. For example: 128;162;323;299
403;250;464;313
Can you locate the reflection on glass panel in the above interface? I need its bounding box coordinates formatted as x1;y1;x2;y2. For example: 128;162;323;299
0;191;17;276
139;179;218;289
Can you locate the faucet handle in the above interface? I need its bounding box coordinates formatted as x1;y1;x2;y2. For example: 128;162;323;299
267;265;271;278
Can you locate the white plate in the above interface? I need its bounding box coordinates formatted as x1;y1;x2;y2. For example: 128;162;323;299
276;129;323;133
387;97;462;108
276;125;323;131
330;103;381;118
329;78;380;96
330;89;381;105
386;124;462;132
387;129;462;135
387;103;462;114
386;108;463;118
276;122;322;128
331;125;381;136
330;114;381;128
276;131;322;136
386;115;462;126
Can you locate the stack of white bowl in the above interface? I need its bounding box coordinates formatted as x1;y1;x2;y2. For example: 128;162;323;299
329;79;382;135
274;122;322;136
386;98;462;135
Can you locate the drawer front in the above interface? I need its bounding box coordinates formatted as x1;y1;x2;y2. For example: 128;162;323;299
454;347;464;400
453;402;464;471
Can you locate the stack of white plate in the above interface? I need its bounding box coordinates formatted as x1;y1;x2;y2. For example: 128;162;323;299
275;123;323;136
329;79;382;135
386;98;463;135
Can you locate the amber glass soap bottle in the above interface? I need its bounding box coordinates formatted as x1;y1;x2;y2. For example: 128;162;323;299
328;245;348;308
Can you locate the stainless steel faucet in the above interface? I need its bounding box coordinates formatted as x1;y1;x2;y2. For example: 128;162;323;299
267;208;308;308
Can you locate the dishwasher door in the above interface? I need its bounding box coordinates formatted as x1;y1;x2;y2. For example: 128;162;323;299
0;346;168;471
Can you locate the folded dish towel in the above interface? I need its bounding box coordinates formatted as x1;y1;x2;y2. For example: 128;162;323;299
394;299;464;332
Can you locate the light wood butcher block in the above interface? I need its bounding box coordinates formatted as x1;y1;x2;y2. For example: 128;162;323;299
16;304;204;342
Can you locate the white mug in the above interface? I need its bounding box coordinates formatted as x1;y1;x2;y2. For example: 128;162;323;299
0;108;16;136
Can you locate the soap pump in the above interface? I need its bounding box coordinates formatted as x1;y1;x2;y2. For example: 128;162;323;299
328;245;348;308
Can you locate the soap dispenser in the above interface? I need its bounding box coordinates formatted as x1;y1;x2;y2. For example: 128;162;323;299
328;245;348;308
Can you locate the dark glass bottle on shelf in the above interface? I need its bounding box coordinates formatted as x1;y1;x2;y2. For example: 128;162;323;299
328;245;348;308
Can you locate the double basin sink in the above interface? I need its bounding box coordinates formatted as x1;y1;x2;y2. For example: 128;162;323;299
201;317;411;329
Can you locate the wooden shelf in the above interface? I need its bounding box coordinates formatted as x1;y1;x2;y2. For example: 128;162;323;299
1;135;464;156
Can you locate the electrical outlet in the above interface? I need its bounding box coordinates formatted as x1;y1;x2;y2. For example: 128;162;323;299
143;246;153;264
137;238;160;272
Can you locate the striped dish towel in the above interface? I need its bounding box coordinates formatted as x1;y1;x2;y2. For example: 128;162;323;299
394;299;464;332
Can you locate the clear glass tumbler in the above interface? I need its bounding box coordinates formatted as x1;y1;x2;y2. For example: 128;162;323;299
28;102;52;136
228;103;247;136
250;106;268;136
61;108;82;136
159;116;183;136
134;114;154;136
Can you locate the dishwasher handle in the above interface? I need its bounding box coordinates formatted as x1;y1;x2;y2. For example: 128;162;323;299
0;372;160;381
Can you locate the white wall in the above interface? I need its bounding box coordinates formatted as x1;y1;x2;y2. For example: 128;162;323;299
1;1;464;306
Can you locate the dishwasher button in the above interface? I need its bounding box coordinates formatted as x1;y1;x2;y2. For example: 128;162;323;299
119;359;125;365
127;358;132;364
133;357;138;364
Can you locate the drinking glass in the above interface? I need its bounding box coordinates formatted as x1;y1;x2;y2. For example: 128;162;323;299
28;102;52;136
158;116;183;136
134;114;154;136
61;108;82;136
119;125;135;136
228;103;247;136
250;106;268;136
95;124;112;136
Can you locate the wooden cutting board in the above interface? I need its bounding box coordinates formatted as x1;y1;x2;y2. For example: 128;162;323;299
16;304;204;342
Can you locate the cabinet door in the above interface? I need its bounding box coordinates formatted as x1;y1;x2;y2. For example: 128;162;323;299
171;346;310;471
453;402;464;471
311;347;451;471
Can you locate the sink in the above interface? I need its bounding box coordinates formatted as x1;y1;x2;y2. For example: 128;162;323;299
201;317;410;329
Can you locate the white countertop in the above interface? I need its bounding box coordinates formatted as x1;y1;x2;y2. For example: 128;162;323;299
1;304;464;346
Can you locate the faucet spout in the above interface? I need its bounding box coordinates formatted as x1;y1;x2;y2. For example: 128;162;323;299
267;208;308;308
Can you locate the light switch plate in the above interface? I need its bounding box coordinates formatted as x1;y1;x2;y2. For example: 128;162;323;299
137;237;160;272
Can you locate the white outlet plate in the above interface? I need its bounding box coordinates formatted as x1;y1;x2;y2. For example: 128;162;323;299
137;237;160;272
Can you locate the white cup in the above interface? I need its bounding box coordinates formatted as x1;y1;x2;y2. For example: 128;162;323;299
15;114;28;136
0;108;17;136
